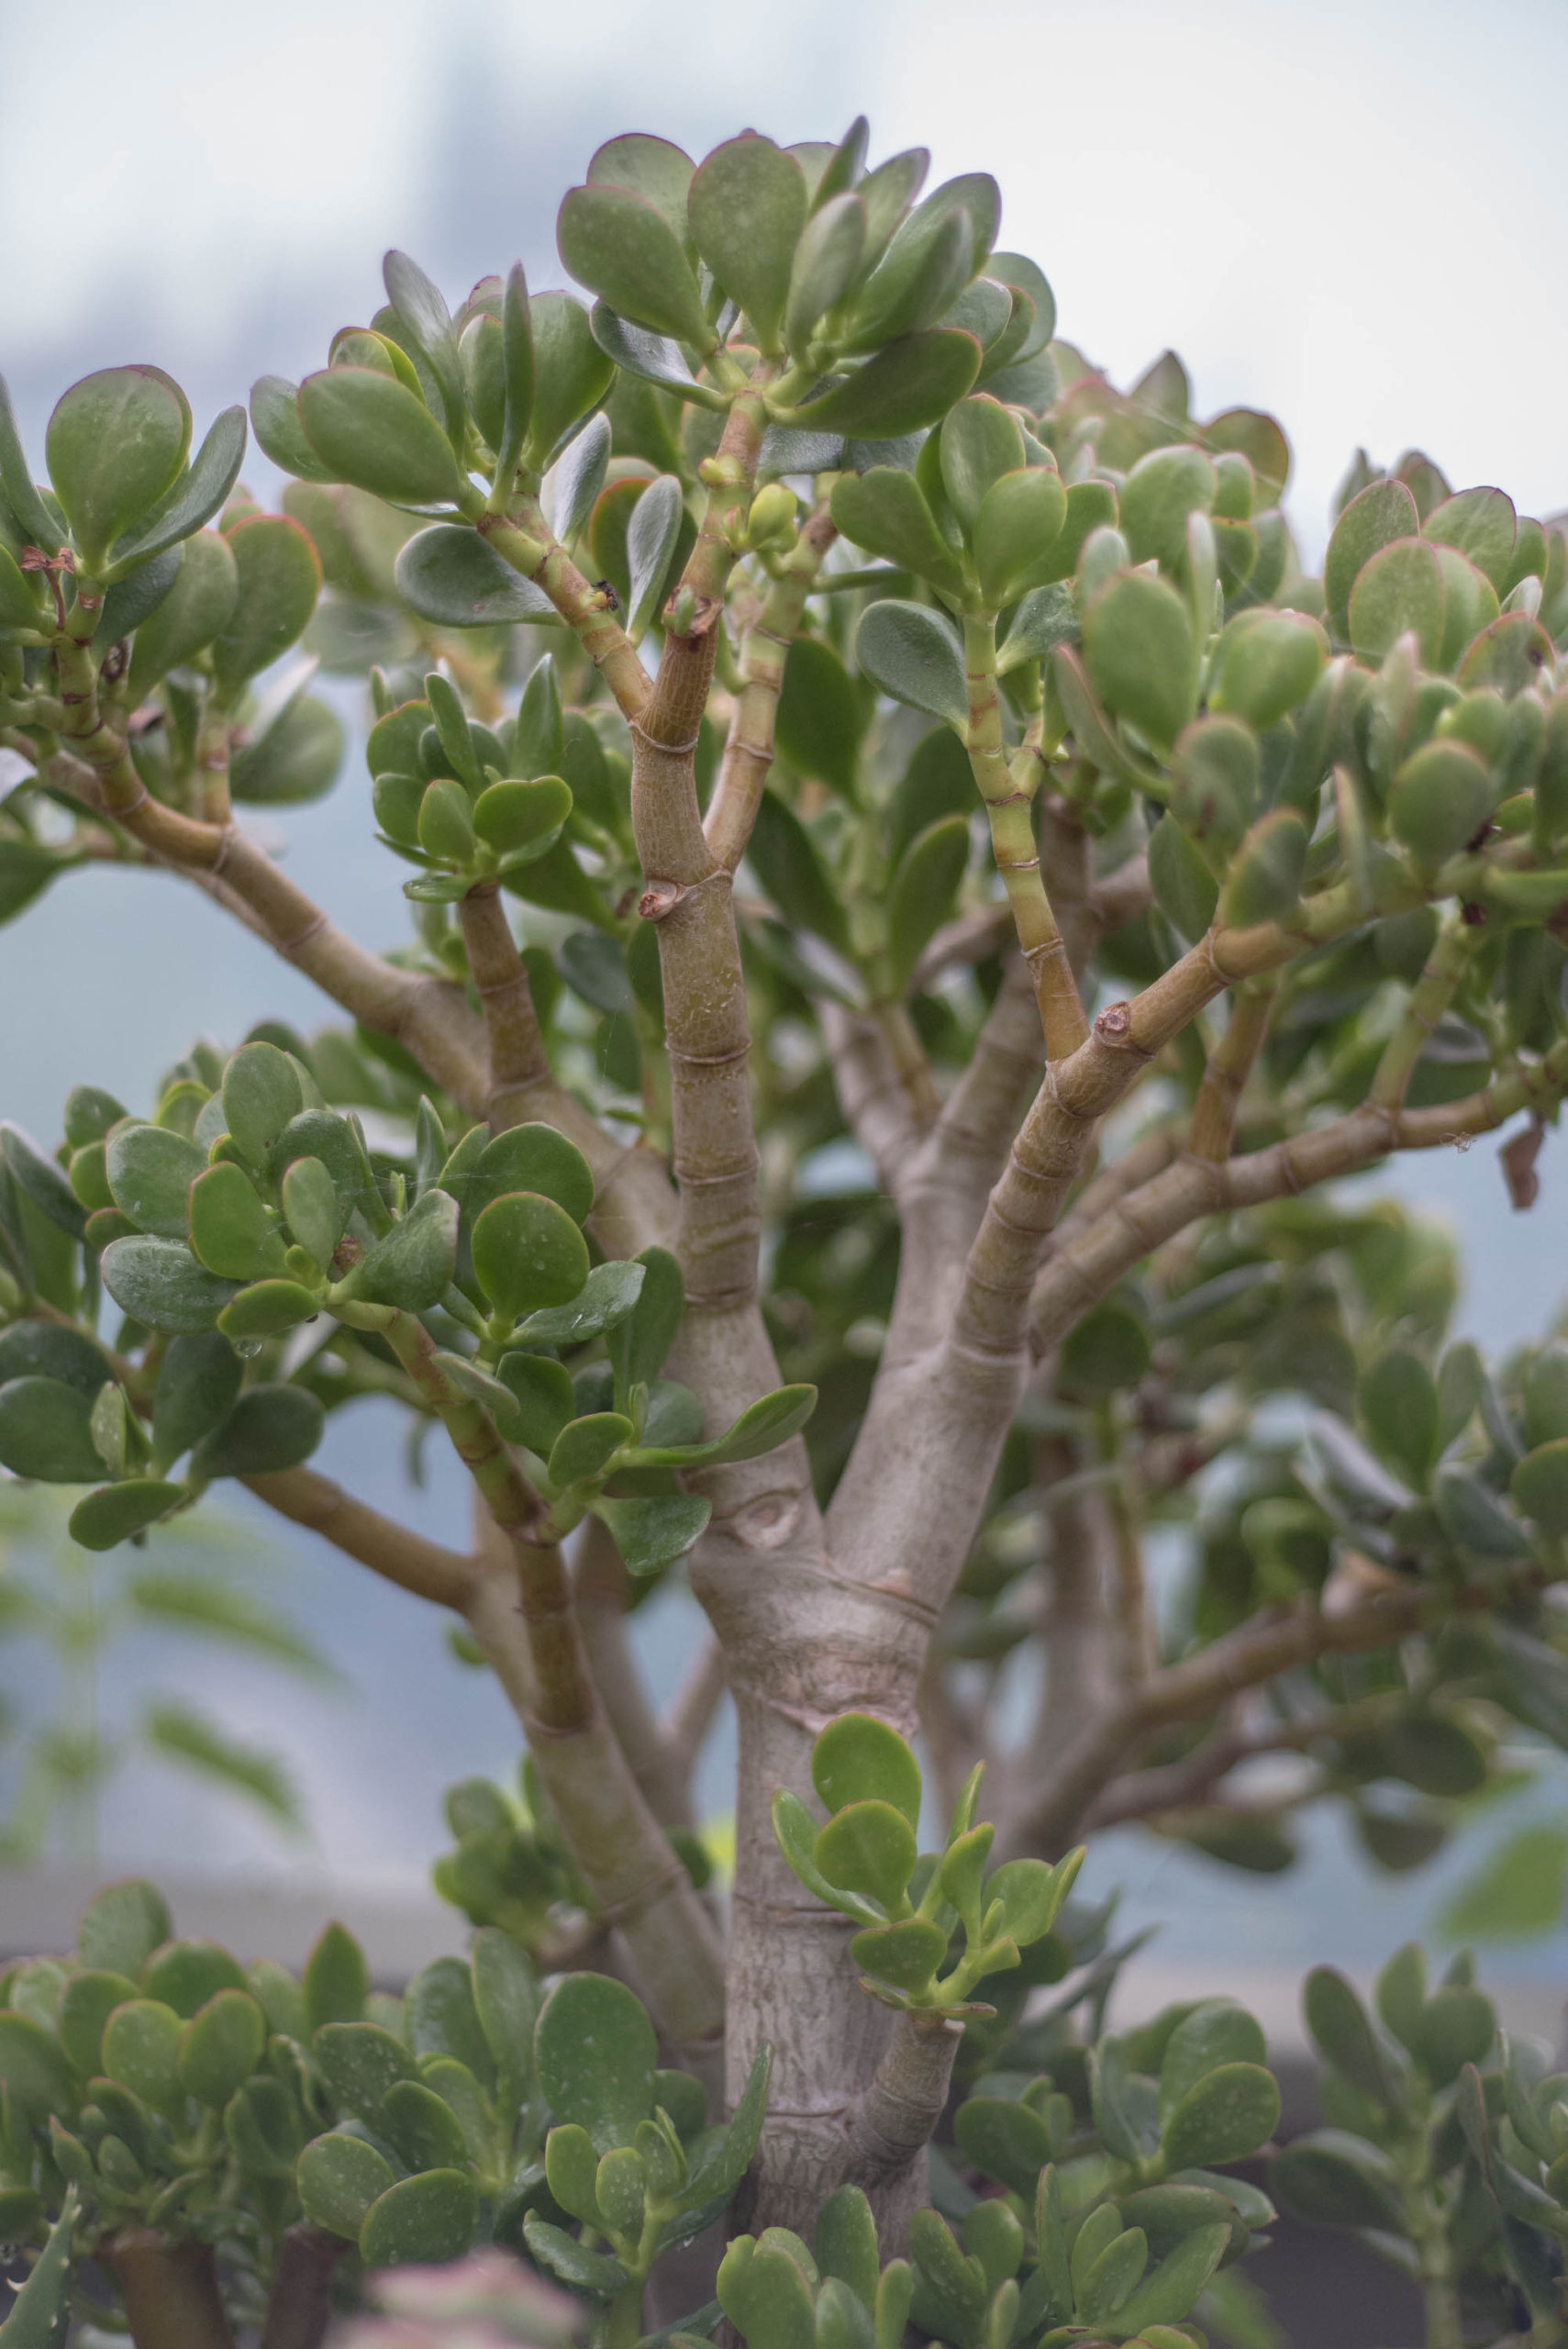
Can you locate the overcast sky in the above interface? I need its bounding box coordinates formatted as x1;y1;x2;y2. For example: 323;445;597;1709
5;0;1568;553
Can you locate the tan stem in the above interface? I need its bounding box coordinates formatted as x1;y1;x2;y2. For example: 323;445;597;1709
1005;1588;1430;1855
109;2233;236;2349
1187;982;1273;1160
705;502;838;873
243;1466;476;1609
574;1512;692;1828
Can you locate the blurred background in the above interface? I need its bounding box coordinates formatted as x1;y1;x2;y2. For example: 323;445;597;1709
4;0;1568;1986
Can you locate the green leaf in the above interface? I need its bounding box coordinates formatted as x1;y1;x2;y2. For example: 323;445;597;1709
281;1156;346;1271
494;259;536;481
0;1377;105;1481
1210;611;1326;731
855;599;966;731
973;465;1068;607
55;1969;138;2074
395;523;557;626
786;191;869;356
299;1922;368;2039
473;1190;590;1324
1169;715;1258;854
1106;2221;1229;2336
528;291;617;466
69;1479;184;1551
940;395;1026;529
493;1352;576;1456
550;412;611;547
347;1187;460;1312
0;2011;79;2121
211;515;321;695
984;1855;1074;1949
747;787;851;953
1401;1986;1495;2087
143;1701;302;1828
141;1938;247;2018
473;774;572;859
177;1988;265;2108
102;1996;184;2111
217;1279;323;1341
684;2038;770;2217
1359;1351;1440;1487
1077;2226;1149;2327
107;406;249;575
626;1383;817;1470
1440;1823;1568;1942
1160;2003;1267;2115
590;1494;711;1576
816;1799;917;1913
1161;2064;1279;2171
787;331;982;440
952;2096;1051;2198
191;1384;323;1478
588;306;728;411
77;1879;172;1977
524;2213;628;2299
1348;536;1446;666
626;473;686;641
0;2189;76;2349
829;469;962;598
1;1123;84;1237
813;1713;922;1826
1118;443;1216;571
815;2183;881;2310
47;365;191;567
606;1245;684;1402
887;816;969;994
1388;738;1493;867
297;2131;397;2240
187;1163;286;1281
464;1122;595;1226
1511;1440;1568;1535
297;368;464;506
314;2021;414;2128
1302;1967;1388;2099
1082;569;1197;754
360;2167;479;2266
549;1411;633;1486
516;1259;645;1347
775;636;866;797
472;1927;539;2085
0;1319;110;1396
1432;1463;1530;1557
536;1971;656;2152
1216;810;1308;930
250;375;338;483
1269;2134;1404;2232
383;249;464;441
228;678;339;806
382;2076;471;2173
719;2239;818;2349
689;135;808;351
106;1121;206;1238
546;2120;605;2226
224;1041;306;1166
127;528;239;694
849;1917;946;1994
558;184;713;348
1426;484;1518;592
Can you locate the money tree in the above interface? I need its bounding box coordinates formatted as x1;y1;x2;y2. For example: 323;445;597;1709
5;113;1568;2347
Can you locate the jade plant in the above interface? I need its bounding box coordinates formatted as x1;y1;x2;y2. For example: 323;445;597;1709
6;106;1568;2348
1269;1947;1568;2345
0;1878;765;2345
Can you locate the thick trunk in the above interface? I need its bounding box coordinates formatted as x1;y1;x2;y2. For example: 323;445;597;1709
695;1527;934;2243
